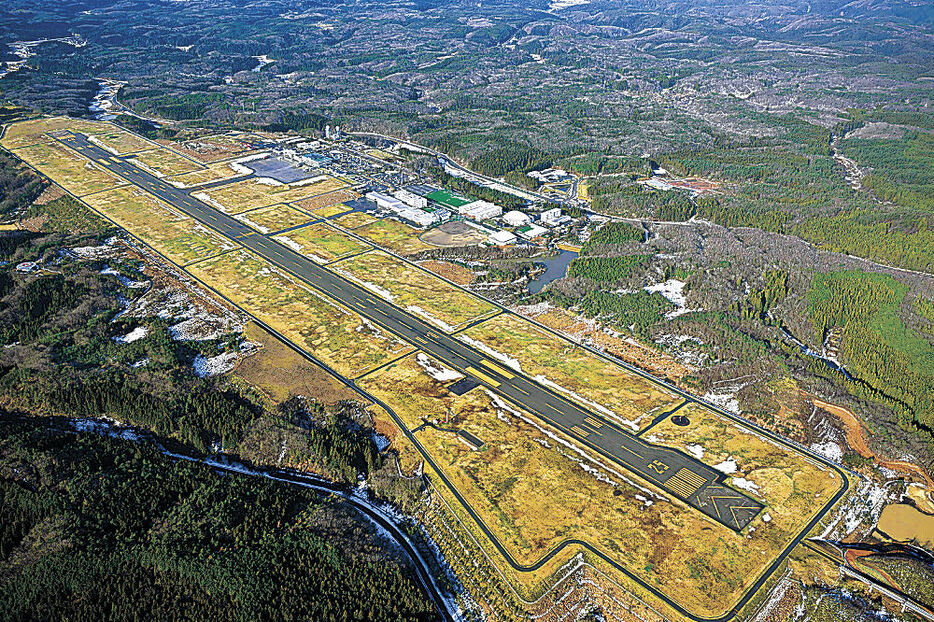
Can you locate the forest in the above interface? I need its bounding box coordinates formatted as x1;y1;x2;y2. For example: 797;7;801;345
0;417;438;621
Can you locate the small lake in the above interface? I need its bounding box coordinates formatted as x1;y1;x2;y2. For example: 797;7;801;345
528;249;577;294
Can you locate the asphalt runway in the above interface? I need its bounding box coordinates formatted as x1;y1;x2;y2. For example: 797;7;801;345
57;130;763;531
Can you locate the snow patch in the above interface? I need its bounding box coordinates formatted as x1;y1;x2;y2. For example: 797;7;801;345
714;457;738;474
685;443;705;459
703;391;741;414
732;477;760;494
193;351;238;377
416;352;464;382
457;335;522;372
810;440;843;463
113;326;148;344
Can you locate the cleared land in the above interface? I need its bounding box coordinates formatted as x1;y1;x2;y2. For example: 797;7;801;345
295;188;359;212
331;250;498;331
12;141;125;197
199;176;348;213
167;161;244;188
187;249;411;378
84;126;155;155
127;148;202;177
160;133;257;163
83;185;238;265
233;203;313;234
360;353;844;617
273;222;371;263
460;313;681;431
353;217;436;255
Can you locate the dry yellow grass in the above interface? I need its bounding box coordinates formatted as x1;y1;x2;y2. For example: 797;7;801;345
1;117;102;149
353;217;435;255
460;313;681;431
198;176;348;213
127;148;202;177
13;141;125;197
359;353;845;616
83;185;238;265
417;260;477;285
333;211;378;229
233;204;313;234
294;188;359;212
158;133;257;163
234;323;359;405
186;248;412;378
83;126;155;155
331;250;498;331
312;203;352;218
167;161;244;188
273;222;371;264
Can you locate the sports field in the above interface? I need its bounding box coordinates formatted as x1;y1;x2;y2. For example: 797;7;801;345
427;188;471;208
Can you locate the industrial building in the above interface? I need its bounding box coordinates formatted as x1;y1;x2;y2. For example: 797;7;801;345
366;191;438;228
459;200;502;221
488;230;517;246
393;188;428;209
540;207;571;227
516;224;549;240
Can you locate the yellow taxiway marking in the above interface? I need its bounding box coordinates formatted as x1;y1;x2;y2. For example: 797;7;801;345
110;157;121;163
480;358;514;379
584;417;602;428
465;366;500;388
513;384;529;396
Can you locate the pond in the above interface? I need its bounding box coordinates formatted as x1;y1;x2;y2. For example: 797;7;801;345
528;249;577;294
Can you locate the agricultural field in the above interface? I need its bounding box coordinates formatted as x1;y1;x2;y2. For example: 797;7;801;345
330;250;498;331
11;141;125;197
352;217;436;255
459;313;681;431
167;160;244;188
233;203;312;234
126;147;202;177
186;249;411;377
198;175;348;213
0;116;102;149
273;222;370;264
295;188;359;212
332;210;378;229
359;352;832;617
82;185;238;265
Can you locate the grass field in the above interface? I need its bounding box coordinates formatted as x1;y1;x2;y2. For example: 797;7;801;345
12;141;126;197
358;352;837;616
352;217;436;255
312;203;352;218
127;148;202;177
84;126;155;155
0;116;103;149
331;250;499;331
199;176;348;213
273;222;371;263
82;185;238;265
167;161;244;188
233;203;313;234
187;249;411;377
332;211;378;229
460;313;681;431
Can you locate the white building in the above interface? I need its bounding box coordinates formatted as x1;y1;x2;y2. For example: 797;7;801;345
393;188;428;209
488;230;517;246
460;200;502;221
366;191;437;228
517;224;549;240
540;207;562;226
502;210;531;227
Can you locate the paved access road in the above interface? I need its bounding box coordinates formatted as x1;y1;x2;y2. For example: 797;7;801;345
56;130;763;531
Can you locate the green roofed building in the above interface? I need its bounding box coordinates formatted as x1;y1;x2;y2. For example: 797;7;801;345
427;189;472;209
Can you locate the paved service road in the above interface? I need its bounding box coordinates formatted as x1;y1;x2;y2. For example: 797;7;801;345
56;131;764;531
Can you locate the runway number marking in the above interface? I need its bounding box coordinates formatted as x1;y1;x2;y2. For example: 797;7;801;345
648;460;669;475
